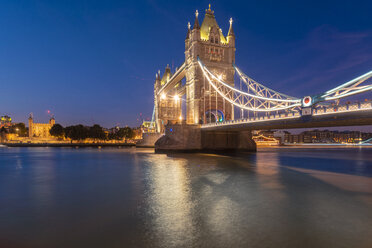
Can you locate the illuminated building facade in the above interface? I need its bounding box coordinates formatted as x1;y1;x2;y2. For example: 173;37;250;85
154;5;236;132
0;115;12;128
28;114;55;138
154;65;182;133
184;5;236;124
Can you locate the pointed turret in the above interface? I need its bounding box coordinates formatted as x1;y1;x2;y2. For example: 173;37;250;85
193;10;200;29
228;18;235;37
160;64;172;85
199;4;227;44
227;17;235;47
185;22;191;40
155;70;161;92
156;71;161;81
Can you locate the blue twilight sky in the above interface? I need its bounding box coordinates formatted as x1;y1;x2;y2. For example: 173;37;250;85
0;0;371;128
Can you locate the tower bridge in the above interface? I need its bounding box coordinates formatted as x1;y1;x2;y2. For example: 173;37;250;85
152;5;372;153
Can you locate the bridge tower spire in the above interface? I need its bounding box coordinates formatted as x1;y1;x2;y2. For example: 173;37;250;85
185;5;236;124
193;10;200;29
227;17;235;46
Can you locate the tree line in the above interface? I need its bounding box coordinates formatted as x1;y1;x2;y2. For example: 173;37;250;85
0;123;28;136
50;124;135;142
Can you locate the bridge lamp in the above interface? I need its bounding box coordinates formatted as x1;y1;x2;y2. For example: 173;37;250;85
302;96;312;107
160;93;166;100
218;75;223;80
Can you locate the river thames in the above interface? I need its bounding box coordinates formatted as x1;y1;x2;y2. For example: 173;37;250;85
0;147;371;248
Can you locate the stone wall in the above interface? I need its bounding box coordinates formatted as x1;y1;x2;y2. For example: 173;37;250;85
155;123;256;153
137;133;163;147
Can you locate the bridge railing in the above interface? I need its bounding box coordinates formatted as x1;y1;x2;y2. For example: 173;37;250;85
201;102;372;128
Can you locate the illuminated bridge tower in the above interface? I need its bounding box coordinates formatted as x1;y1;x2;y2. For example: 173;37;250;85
185;5;236;124
154;64;182;133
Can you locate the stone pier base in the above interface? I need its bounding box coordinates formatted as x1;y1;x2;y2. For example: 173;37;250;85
137;133;163;148
155;124;256;153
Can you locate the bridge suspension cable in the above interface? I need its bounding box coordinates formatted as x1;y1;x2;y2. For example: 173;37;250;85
234;65;299;101
320;71;372;101
198;58;302;112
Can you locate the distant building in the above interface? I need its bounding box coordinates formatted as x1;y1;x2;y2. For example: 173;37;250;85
282;129;372;144
0;115;12;128
28;114;55;138
141;121;156;133
253;134;280;146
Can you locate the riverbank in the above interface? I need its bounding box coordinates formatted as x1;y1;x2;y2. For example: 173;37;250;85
2;142;136;148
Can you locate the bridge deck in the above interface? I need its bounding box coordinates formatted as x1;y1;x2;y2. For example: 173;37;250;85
157;63;186;95
201;103;372;131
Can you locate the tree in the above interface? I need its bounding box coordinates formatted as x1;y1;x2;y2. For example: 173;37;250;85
89;124;106;141
106;127;134;142
108;132;118;140
119;127;134;141
50;124;64;139
9;123;27;136
0;127;7;134
65;125;89;142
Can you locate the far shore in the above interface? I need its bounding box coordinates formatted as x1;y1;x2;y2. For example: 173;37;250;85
1;142;136;148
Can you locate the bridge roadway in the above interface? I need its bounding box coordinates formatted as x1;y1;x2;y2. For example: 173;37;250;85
201;102;372;131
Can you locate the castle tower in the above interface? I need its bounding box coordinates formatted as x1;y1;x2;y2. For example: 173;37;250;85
49;117;55;126
28;114;33;138
185;5;236;124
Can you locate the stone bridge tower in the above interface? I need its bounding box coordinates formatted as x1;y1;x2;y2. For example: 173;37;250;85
154;65;182;133
185;5;236;124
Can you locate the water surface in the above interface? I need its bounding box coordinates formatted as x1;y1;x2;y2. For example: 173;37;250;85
0;147;371;248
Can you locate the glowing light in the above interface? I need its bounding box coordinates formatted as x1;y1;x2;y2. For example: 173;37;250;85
218;75;222;80
302;96;312;107
179;115;182;121
161;93;166;100
174;95;180;101
199;59;301;103
197;58;302;111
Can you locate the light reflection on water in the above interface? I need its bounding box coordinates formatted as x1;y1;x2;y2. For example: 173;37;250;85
0;147;371;248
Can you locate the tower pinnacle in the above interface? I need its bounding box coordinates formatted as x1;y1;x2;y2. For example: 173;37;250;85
228;17;235;37
206;4;214;14
186;22;191;40
193;10;200;29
